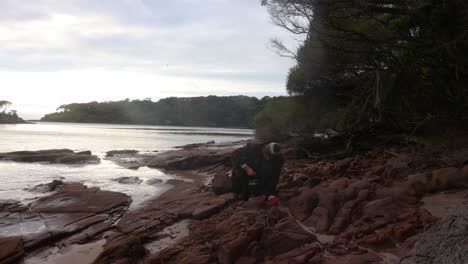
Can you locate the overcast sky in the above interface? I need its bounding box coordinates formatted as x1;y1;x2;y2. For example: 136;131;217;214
0;0;297;119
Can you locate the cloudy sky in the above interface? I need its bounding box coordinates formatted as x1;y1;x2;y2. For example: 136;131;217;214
0;0;297;119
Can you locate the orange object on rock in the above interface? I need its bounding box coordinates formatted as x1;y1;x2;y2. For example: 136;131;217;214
268;196;280;204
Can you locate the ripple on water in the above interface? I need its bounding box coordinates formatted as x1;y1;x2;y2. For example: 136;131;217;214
0;158;177;208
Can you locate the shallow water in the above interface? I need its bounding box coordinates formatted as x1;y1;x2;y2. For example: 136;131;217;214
0;122;252;206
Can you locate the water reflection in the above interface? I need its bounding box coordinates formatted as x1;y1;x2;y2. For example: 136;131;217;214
0;122;252;207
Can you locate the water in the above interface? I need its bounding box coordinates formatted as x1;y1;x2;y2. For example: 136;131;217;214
0;122;252;207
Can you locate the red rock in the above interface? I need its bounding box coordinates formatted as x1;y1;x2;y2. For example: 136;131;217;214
322;252;382;264
307;206;331;233
357;229;394;246
27;180;64;193
360;197;400;221
431;167;466;190
211;173;232;195
261;217;316;257
30;183;130;213
55;153;100;164
463;164;468;178
288;188;319;221
217;233;249;263
405;172;432;197
147;146;234;170
0;236;24;264
192;199;228;220
393;221;418;242
106;150;139;157
95;234;147;263
328;178;349;192
268;244;321;264
342;179;370;201
329;200;357;235
0;149;100;164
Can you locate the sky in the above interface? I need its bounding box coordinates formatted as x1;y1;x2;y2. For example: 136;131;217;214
0;0;297;119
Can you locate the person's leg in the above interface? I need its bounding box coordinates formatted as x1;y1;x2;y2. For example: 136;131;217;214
239;172;251;201
232;168;249;200
231;169;242;198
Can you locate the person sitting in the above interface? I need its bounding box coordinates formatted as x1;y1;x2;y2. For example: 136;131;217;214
231;142;284;201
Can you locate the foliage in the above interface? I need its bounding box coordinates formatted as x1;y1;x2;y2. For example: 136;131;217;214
41;96;268;128
0;100;24;123
262;0;468;134
0;100;11;113
254;97;314;142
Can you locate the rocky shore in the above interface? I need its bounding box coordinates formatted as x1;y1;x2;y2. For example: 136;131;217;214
0;149;100;164
1;138;468;263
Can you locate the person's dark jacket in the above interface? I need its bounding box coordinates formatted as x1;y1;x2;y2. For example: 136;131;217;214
231;143;284;198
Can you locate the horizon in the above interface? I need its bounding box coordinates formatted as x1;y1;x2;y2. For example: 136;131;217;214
0;0;297;119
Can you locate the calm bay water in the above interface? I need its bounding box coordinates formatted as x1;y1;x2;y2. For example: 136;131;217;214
0;122;252;207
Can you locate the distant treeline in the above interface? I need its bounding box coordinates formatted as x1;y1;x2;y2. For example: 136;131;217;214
0;100;25;124
41;96;273;128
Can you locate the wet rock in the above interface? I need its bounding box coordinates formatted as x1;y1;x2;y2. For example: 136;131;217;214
0;149;100;165
76;150;92;155
106;150;139;157
56;154;100;164
0;149;74;158
30;183;131;213
59;221;113;247
0;236;24;264
0;183;130;262
146;178;164;185
147;147;234;170
95;234;147;263
174;141;215;149
211;173;232;195
112;176;143;185
0;200;26;212
192;193;234;220
104;150;154;170
26;180;64;193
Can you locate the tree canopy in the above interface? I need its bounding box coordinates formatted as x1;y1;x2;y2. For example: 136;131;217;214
260;0;468;136
41;96;270;128
0;100;24;123
0;100;11;113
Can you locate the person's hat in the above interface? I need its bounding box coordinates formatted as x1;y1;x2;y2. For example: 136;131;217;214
265;142;281;155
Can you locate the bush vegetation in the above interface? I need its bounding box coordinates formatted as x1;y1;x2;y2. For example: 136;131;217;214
257;0;468;139
0;100;24;123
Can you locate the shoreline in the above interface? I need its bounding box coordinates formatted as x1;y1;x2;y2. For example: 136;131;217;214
1;138;468;263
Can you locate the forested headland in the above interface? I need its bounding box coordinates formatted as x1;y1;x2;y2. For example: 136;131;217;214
0;101;26;124
41;96;272;128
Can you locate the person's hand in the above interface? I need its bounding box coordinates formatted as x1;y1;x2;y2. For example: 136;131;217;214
243;165;256;176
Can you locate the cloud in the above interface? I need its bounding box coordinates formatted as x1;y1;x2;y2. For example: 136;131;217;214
0;0;300;119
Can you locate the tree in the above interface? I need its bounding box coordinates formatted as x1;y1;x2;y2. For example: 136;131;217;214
262;0;468;132
0;100;11;113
